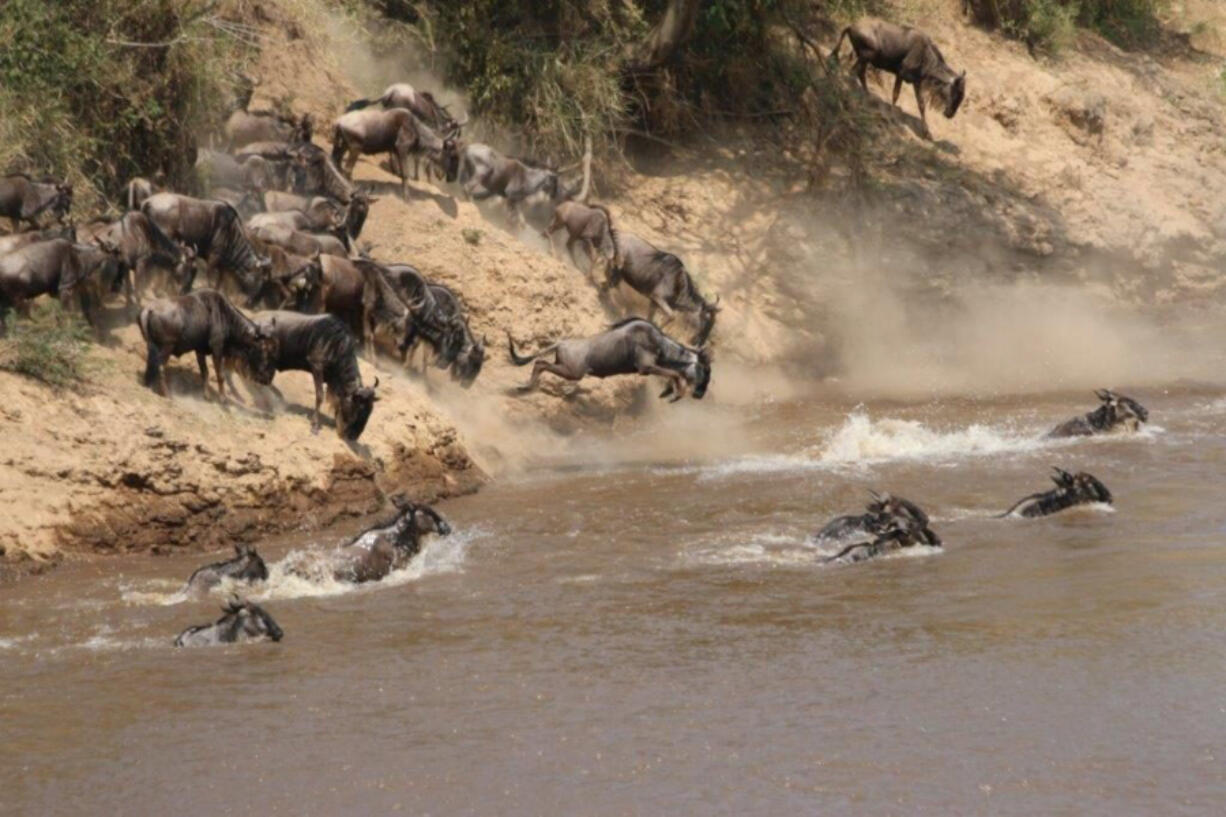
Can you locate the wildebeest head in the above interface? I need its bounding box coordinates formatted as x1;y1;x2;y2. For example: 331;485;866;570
1072;471;1113;505
690;347;713;399
439;138;460;183
244;317;279;385
944;71;966;119
285;251;323;310
694;294;720;346
52;182;73;222
221;599;284;642
451;330;486;389
338;376;379;441
232;544;270;582
1095;389;1148;431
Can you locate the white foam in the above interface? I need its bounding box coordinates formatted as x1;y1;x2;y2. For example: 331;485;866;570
816;410;1044;465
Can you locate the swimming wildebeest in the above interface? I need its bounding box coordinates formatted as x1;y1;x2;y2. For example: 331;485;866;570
606;231;719;346
1047;390;1149;438
0;238;120;336
508;317;712;401
138;289;278;402
830;19;966;137
816;492;941;563
541;200;620;278
1000;468;1114;518
345;83;466;137
331;108;459;193
224;108;312;151
141;193;272;303
329;496;451;584
457;143;573;227
0;173;72;232
254;311;380;440
174;599;284;647
185;544;270;595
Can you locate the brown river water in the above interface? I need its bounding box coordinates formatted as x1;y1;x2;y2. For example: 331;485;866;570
3;388;1226;815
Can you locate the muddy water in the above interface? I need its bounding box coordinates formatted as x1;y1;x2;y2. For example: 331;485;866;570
4;390;1226;815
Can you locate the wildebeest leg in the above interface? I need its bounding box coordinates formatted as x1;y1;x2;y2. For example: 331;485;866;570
541;215;561;254
310;368;325;434
639;364;687;402
196;351;212;399
913;83;931;138
518;359;580;393
649;296;675;324
157;347;172;397
565;237;582;270
855;59;869;91
891;74;903;106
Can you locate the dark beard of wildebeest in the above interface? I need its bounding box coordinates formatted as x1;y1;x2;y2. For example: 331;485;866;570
0;173;73;232
830;18;966;137
1000;468;1114;518
223;108;312;151
345;83;467;138
326;497;451;584
815;492;942;564
330;108;459;193
138;289;278;402
377;263;466;375
0;238;120;336
606;231;720;346
1047;390;1149;438
457;143;575;227
184;544;270;595
508;317;712;401
78;212;193;308
542;200;621;281
174;599;284;647
253;310;380;440
140;193;272;306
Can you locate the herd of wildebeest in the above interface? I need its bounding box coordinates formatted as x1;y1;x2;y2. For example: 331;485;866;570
0;18;1153;645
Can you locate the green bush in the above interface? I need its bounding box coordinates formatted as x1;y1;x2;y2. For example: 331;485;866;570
0;0;250;206
0;302;94;389
968;0;1166;52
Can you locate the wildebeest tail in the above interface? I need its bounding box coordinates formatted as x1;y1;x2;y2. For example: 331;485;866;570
507;331;553;366
345;97;374;112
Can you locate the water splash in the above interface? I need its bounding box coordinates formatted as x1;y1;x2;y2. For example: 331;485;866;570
816;410;1043;465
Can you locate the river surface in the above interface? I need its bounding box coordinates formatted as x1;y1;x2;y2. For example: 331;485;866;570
3;389;1226;815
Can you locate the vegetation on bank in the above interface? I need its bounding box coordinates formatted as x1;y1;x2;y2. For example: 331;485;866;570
966;0;1168;53
0;0;250;206
0;302;94;389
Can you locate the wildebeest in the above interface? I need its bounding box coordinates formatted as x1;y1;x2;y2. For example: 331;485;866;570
329;496;451;584
1047;390;1149;438
606;231;719;346
125;174;163;211
224;108;312;150
458;144;571;226
345;83;466;136
0;173;72;232
0;238;120;335
508;317;712;401
1000;468;1113;518
288;143;356;204
425;283;486;387
248;220;348;258
254;310;380;440
331;109;459;193
263;246;323;310
208;187;264;221
195;149;276;193
831;19;966;137
141;193;271;303
262;189;373;243
376;262;463;375
542;200;620;278
138;289;278;401
816;492;941;563
82;212;193;306
0;223;76;257
174;599;283;647
185;544;269;595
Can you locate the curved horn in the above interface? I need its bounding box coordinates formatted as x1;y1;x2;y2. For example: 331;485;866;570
372;376;380;390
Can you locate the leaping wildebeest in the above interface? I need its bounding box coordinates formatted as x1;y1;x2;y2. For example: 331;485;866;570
138;289;279;402
345;83;466;137
830;19;966;137
254;310;381;440
0;173;72;232
457;143;573;227
508;317;711;401
1047;390;1148;438
330;108;459;194
174;599;283;647
606;231;719;346
141;192;272;304
541;200;620;279
1000;468;1113;519
0;238;120;336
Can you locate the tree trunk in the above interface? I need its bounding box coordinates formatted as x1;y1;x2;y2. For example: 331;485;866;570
629;0;703;72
